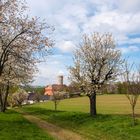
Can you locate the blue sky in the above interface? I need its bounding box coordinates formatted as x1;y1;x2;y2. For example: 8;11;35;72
26;0;140;86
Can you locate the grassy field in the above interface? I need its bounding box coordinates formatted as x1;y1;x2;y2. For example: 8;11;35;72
0;110;54;140
19;94;140;140
18;95;140;140
22;94;140;114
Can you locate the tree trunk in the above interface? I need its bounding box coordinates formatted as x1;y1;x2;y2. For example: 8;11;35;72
132;105;136;126
0;99;6;112
54;101;57;111
0;91;5;112
0;93;3;112
0;82;10;112
3;82;10;112
89;93;97;116
0;105;6;112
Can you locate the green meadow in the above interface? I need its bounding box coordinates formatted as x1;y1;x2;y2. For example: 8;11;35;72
0;110;54;140
19;94;140;140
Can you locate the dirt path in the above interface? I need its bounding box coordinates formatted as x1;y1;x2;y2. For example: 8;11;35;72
15;109;85;140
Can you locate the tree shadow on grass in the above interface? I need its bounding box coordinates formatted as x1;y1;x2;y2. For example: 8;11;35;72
18;105;140;128
21;106;66;116
20;106;134;125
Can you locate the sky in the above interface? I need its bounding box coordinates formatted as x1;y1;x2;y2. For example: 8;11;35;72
26;0;140;86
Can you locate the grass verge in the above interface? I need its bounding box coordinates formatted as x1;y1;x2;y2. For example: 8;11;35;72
0;110;54;140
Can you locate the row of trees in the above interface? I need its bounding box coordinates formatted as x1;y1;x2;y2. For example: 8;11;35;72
8;88;28;107
0;0;53;112
7;86;46;107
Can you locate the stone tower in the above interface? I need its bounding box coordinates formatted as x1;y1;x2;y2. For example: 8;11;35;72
57;75;63;85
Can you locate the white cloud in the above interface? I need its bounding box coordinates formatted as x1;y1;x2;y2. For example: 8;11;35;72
129;46;140;51
119;46;140;54
83;11;140;33
57;41;76;53
32;54;72;86
26;0;140;85
27;0;140;46
117;0;140;13
89;0;140;13
129;38;140;44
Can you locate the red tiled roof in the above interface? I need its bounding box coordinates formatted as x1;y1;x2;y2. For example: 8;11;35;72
44;84;67;96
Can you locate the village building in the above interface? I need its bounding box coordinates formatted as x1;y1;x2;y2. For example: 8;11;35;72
26;92;48;104
44;75;68;98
